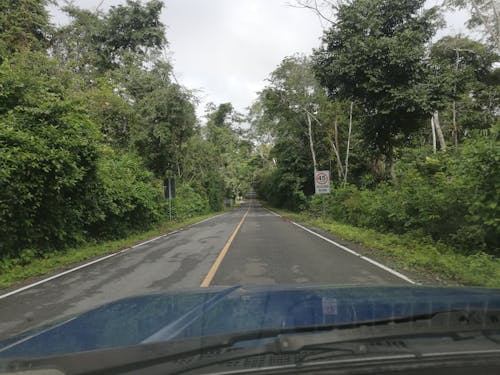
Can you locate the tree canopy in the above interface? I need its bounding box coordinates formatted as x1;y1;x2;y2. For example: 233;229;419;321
313;0;441;162
0;0;255;258
252;0;499;254
0;0;498;261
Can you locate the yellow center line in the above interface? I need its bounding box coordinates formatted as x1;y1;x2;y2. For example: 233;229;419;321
200;203;251;287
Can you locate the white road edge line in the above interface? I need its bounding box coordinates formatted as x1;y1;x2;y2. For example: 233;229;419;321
265;208;417;285
0;250;126;300
0;212;230;300
189;212;226;226
266;209;281;217
131;233;169;248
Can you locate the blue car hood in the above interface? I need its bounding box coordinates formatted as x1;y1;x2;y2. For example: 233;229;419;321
1;285;500;358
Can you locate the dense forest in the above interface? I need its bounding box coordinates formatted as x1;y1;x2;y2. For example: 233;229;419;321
251;0;499;255
0;0;498;269
0;0;255;260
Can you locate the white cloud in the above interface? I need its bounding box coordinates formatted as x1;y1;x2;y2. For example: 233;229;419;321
49;0;475;120
163;0;323;117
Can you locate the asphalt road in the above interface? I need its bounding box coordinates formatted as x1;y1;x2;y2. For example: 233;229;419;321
0;200;409;340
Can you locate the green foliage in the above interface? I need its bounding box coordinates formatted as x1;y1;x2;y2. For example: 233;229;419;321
103;0;166;59
452;129;499;250
255;167;308;211
431;36;498;84
172;183;209;219
0;0;51;61
205;171;226;212
114;59;173;102
252;1;498;280
201;103;255;201
52;0;166;73
89;149;163;238
313;0;441;160
207;102;234;128
0;52;102;254
0;1;254;276
251;56;335;205
4;0;495;290
309;133;499;255
0;52;171;257
257;56;329;171
82;78;138;150
428;36;499;139
445;0;500;51
134;84;196;178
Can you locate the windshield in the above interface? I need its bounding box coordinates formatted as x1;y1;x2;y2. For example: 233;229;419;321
0;0;499;374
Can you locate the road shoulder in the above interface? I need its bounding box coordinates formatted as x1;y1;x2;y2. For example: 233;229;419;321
265;207;454;286
0;210;230;294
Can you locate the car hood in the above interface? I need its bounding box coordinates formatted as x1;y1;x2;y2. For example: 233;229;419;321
1;284;500;358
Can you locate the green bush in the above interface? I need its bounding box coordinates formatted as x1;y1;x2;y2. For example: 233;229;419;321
255;168;308;211
172;183;210;219
0;52;102;255
309;133;499;255
451;131;499;253
0;52;164;256
87;148;164;238
202;171;224;212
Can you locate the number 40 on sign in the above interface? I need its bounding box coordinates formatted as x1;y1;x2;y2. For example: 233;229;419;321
315;170;331;194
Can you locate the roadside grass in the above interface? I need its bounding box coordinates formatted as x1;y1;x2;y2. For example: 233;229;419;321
0;211;225;290
271;208;500;288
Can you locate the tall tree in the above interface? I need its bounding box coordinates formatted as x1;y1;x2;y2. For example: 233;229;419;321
51;0;166;75
313;0;441;174
204;103;253;200
258;55;333;175
429;36;499;145
133;83;196;178
0;52;102;252
82;77;138;150
0;0;51;61
249;55;340;207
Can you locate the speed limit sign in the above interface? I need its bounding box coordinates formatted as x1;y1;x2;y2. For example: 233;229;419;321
315;170;331;194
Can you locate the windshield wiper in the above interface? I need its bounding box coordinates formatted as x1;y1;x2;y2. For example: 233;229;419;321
164;308;500;375
3;308;500;375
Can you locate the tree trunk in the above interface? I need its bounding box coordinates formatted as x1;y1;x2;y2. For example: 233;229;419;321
334;115;344;181
306;113;317;172
470;0;500;52
387;152;396;180
344;101;353;185
433;111;446;151
452;100;458;149
453;49;459;150
431;116;437;154
304;108;342;177
176;160;181;178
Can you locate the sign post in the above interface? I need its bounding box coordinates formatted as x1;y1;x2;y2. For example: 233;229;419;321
168;179;172;221
164;178;176;221
322;195;325;221
314;170;330;221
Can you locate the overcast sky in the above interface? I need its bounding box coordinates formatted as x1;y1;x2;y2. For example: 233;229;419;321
49;0;470;118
